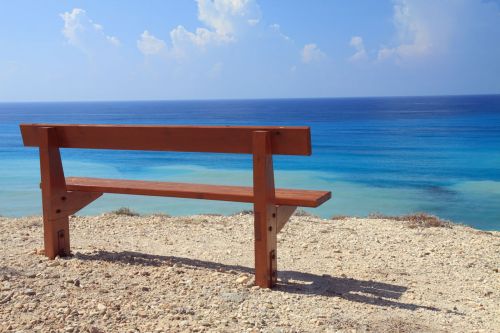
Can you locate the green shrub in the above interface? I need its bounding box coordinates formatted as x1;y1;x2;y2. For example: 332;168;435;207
330;215;350;221
111;207;140;216
368;212;451;228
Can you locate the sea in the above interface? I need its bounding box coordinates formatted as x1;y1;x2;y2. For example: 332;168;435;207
1;95;499;230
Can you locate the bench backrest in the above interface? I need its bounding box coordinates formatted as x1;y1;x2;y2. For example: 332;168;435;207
20;124;311;155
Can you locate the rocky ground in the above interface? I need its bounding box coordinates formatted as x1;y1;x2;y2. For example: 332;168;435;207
0;213;498;332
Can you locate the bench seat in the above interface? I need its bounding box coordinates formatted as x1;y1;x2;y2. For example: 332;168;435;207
66;177;331;208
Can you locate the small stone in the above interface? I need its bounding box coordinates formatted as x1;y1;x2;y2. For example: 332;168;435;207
74;279;80;287
0;292;14;304
24;288;36;296
104;272;111;278
48;260;60;267
236;275;250;284
97;303;107;312
220;291;247;303
141;286;150;292
89;327;104;333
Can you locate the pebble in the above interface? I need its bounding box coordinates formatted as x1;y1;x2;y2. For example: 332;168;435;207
220;291;248;303
235;275;251;284
24;289;36;296
89;327;104;333
0;214;497;332
47;261;60;267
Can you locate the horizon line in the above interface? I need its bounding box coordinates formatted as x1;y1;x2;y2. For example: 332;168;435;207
1;93;499;104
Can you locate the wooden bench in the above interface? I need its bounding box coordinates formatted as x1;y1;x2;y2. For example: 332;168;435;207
20;124;331;288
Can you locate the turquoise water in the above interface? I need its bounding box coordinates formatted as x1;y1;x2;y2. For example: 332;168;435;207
1;96;499;230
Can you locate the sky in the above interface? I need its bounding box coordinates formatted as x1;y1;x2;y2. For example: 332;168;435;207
1;0;500;101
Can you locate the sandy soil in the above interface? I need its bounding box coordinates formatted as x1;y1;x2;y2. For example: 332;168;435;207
0;213;498;332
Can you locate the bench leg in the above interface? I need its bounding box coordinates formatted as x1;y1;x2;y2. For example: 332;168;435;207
253;131;277;288
254;206;278;287
43;216;70;259
38;127;103;259
39;127;71;259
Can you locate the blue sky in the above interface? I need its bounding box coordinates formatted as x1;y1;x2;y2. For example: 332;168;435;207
1;0;499;101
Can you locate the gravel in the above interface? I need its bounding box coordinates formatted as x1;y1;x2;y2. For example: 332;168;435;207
0;213;498;332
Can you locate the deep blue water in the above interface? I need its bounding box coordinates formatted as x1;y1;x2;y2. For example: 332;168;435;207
1;95;499;230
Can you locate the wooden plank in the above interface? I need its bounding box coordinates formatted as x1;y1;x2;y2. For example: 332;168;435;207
252;131;277;288
20;124;312;155
65;177;331;208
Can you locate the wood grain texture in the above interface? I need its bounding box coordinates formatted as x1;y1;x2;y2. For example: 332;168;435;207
20;124;312;155
276;205;297;233
60;191;103;216
65;177;331;208
252;131;278;288
39;127;71;259
22;123;331;288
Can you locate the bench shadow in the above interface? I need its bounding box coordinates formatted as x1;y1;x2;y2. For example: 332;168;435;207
74;250;439;312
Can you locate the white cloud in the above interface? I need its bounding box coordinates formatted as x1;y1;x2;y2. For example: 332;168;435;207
170;25;222;50
60;8;120;51
270;23;291;41
377;0;437;61
197;0;261;36
167;0;261;58
301;43;326;63
60;8;86;45
137;31;167;56
106;36;120;47
378;0;432;60
170;0;260;50
349;36;367;62
247;19;259;26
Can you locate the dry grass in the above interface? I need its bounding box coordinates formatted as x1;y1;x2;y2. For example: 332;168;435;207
232;210;254;216
293;209;319;218
232;209;320;218
368;212;452;228
110;207;140;217
330;215;350;221
150;212;171;218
